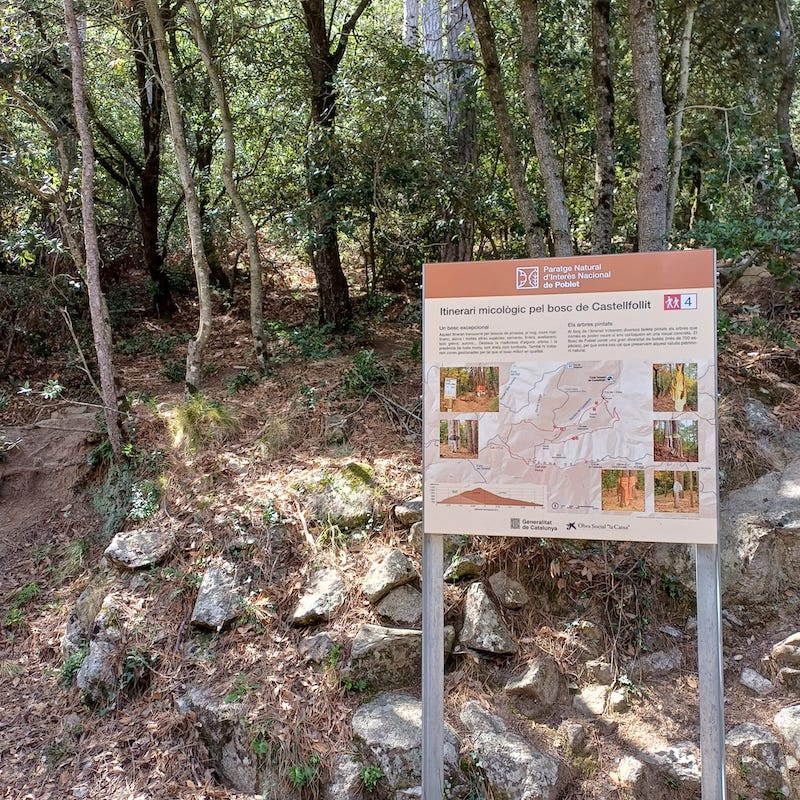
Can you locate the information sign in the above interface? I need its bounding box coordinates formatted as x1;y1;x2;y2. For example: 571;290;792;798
422;250;718;544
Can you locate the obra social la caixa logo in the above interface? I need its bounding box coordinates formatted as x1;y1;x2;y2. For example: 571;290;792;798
515;266;540;289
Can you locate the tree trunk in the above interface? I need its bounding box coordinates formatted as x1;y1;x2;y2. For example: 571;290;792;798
404;0;420;46
301;0;371;330
443;0;477;262
666;0;697;234
422;0;444;122
144;0;213;393
775;0;800;205
63;0;124;456
185;0;267;371
517;0;572;256
591;0;614;254
466;0;546;257
628;0;668;252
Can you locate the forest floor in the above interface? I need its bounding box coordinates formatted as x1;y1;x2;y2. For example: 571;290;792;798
2;259;800;799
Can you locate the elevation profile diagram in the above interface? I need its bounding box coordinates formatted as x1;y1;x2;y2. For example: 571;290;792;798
439;487;543;507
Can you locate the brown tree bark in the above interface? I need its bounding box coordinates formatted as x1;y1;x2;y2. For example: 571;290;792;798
185;0;267;371
301;0;371;330
775;0;800;205
467;0;547;257
591;0;614;254
517;0;572;256
144;0;213;393
628;0;668;252
63;0;124;456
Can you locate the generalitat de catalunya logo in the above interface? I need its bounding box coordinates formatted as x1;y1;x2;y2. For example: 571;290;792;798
516;266;540;289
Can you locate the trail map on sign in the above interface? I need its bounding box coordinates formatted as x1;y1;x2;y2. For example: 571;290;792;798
423;251;719;544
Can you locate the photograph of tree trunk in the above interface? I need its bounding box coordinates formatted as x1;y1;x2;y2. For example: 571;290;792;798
601;469;646;511
654;470;699;513
439;419;480;459
439;366;500;412
653;419;699;462
652;362;698;412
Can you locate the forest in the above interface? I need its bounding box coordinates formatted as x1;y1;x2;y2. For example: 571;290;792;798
2;0;800;433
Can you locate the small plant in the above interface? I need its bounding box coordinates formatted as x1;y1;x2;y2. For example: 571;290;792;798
342;676;368;693
251;728;270;756
339;349;390;397
664;775;680;790
4;581;40;626
161;359;185;382
360;763;384;793
41;378;64;400
0;433;21;462
224;672;258;703
60;645;89;686
659;573;685;600
288;754;320;789
225;369;259;394
168;394;237;451
326;643;343;668
119;649;157;695
262;498;283;526
127;480;160;521
766;788;787;800
0;391;9;410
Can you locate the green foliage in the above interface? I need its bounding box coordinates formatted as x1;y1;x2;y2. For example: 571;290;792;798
161;359;185;383
288;755;320;789
225;369;259;393
60;645;88;687
339;349;390;397
224;672;258;703
127;479;160;521
659;574;686;601
117;332;188;357
342;675;368;693
119;649;157;695
265;321;338;362
4;581;40;626
168;394;237;451
360;763;384;793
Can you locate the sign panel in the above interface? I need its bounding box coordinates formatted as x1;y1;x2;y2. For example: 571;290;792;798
422;250;718;544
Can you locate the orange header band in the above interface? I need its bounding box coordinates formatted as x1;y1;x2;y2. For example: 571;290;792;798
423;249;715;298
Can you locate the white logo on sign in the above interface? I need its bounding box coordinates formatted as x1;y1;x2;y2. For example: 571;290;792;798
516;267;539;289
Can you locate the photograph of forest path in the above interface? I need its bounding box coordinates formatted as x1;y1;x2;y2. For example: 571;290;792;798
652;363;698;412
439;367;499;413
653;419;700;462
600;469;646;511
654;470;700;513
439;418;479;458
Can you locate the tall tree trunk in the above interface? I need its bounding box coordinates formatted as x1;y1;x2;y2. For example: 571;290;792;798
131;10;174;315
404;0;420;46
422;0;444;122
775;0;800;205
63;0;123;456
466;0;546;257
628;0;668;252
517;0;572;256
665;0;697;234
185;0;267;371
443;0;477;262
144;0;213;393
301;0;371;330
591;0;614;253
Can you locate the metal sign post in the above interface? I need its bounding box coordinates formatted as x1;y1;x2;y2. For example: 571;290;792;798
422;531;444;799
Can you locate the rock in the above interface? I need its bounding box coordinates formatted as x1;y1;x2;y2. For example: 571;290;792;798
76;595;123;706
567;620;605;658
324;413;349;445
573;684;609;717
324;753;363;800
608;689;629;712
299;631;337;663
488;571;529;609
460;701;564;800
304;462;378;530
407;523;462;562
62;579;111;659
642;742;701;786
557;721;591;756
628;648;682;680
459;582;517;656
352;692;461;794
191;559;242;631
394;497;423;526
773;632;800;665
375;585;423;628
292;567;346;626
345;623;454;689
739;667;775;695
362;550;417;603
176;688;258;793
104;526;175;570
613;756;676;800
584;658;613;685
444;553;486;581
778;667;800;691
726;723;791;799
505;656;565;720
774;705;800;760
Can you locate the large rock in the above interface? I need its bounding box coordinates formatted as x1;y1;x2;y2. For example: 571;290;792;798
362;549;418;603
773;632;800;665
352;692;461;795
344;623;454;689
394;497;423;527
374;584;423;628
76;595;123;706
459;582;517;656
292;567;346;626
460;701;564;800
774;705;800;761
489;571;529;609
726;723;791;799
104;526;175;570
505;656;565;720
191;559;242;630
304;462;379;530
